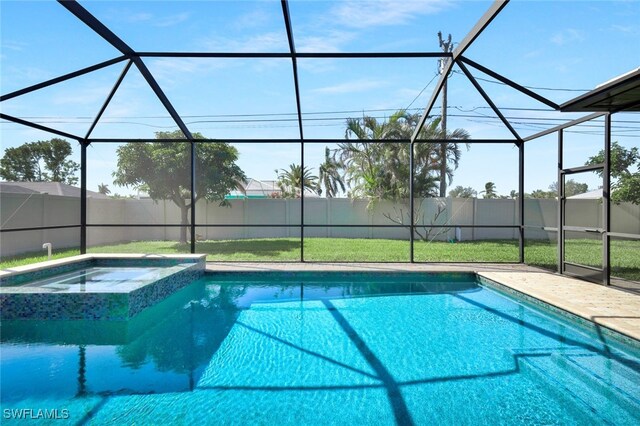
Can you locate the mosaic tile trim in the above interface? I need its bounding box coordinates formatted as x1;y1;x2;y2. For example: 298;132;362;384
477;275;640;354
128;266;204;317
205;270;477;283
0;258;205;320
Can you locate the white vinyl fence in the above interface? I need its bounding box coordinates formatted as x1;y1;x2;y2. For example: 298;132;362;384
1;192;639;257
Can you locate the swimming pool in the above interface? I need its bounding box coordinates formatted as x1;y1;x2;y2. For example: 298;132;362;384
1;272;638;424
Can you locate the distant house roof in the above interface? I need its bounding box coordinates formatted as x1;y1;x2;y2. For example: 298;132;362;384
567;188;603;199
0;182;39;194
0;181;109;198
245;179;279;196
228;178;319;199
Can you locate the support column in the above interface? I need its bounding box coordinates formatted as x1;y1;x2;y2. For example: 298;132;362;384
190;141;196;254
518;141;524;263
301;142;305;262
557;130;564;274
409;141;415;263
604;114;611;285
80;140;87;254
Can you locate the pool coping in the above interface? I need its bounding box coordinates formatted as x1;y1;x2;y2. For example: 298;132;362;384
0;253;206;280
477;271;640;345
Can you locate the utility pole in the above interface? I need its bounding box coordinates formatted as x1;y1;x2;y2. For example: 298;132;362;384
438;31;453;198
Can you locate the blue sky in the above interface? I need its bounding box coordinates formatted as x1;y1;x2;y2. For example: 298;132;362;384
1;0;639;196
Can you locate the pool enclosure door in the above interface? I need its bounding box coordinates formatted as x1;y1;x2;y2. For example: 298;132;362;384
559;154;607;285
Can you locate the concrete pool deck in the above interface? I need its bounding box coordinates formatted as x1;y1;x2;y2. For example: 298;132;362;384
206;262;640;343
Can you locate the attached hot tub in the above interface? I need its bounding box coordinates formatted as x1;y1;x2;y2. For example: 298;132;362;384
0;254;206;320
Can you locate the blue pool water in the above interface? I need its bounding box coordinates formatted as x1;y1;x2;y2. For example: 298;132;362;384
1;272;638;425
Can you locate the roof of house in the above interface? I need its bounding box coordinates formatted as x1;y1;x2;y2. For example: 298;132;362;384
230;178;319;198
567;188;603;199
0;181;110;198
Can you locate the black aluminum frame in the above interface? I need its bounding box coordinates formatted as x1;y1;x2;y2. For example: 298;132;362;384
0;0;636;277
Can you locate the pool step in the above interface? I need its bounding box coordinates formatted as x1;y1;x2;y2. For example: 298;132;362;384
513;349;640;425
553;352;640;415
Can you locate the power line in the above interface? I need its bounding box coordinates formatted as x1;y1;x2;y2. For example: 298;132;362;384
7;111;639;126
404;72;439;111
7;106;639;122
450;69;591;92
473;75;591;92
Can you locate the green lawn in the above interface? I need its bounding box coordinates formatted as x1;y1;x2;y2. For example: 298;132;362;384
2;238;638;281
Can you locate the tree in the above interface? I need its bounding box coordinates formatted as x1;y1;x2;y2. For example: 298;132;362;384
0;138;79;185
586;142;640;204
481;182;497;199
529;189;555;199
113;131;246;243
317;147;345;198
612;174;640;204
98;183;111;195
340;110;469;202
527;180;588;199
448;185;476;198
586;141;639;179
549;180;589;197
276;164;318;198
340;110;469;242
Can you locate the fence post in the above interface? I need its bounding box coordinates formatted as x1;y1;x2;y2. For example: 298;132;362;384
472;198;477;241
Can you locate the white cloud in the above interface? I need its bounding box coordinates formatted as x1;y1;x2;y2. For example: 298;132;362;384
523;49;543;59
550;29;585;46
1;40;27;51
611;24;639;35
154;12;190;28
295;31;357;74
109;9;189;28
311;79;386;95
143;57;233;87
330;0;452;29
231;9;272;31
4;66;52;88
122;12;153;23
101;103;142;120
52;86;113;106
297;31;355;52
199;32;288;52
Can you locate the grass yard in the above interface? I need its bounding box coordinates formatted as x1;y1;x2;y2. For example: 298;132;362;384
1;238;638;281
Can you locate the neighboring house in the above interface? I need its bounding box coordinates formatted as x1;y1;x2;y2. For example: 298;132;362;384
567;189;603;199
226;178;319;199
119;179;285;200
227;178;280;199
0;181;110;199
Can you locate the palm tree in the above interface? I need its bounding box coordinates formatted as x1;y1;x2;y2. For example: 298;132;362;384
98;183;111;195
339;110;469;201
317;147;345;198
276;164;319;198
481;181;497;199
